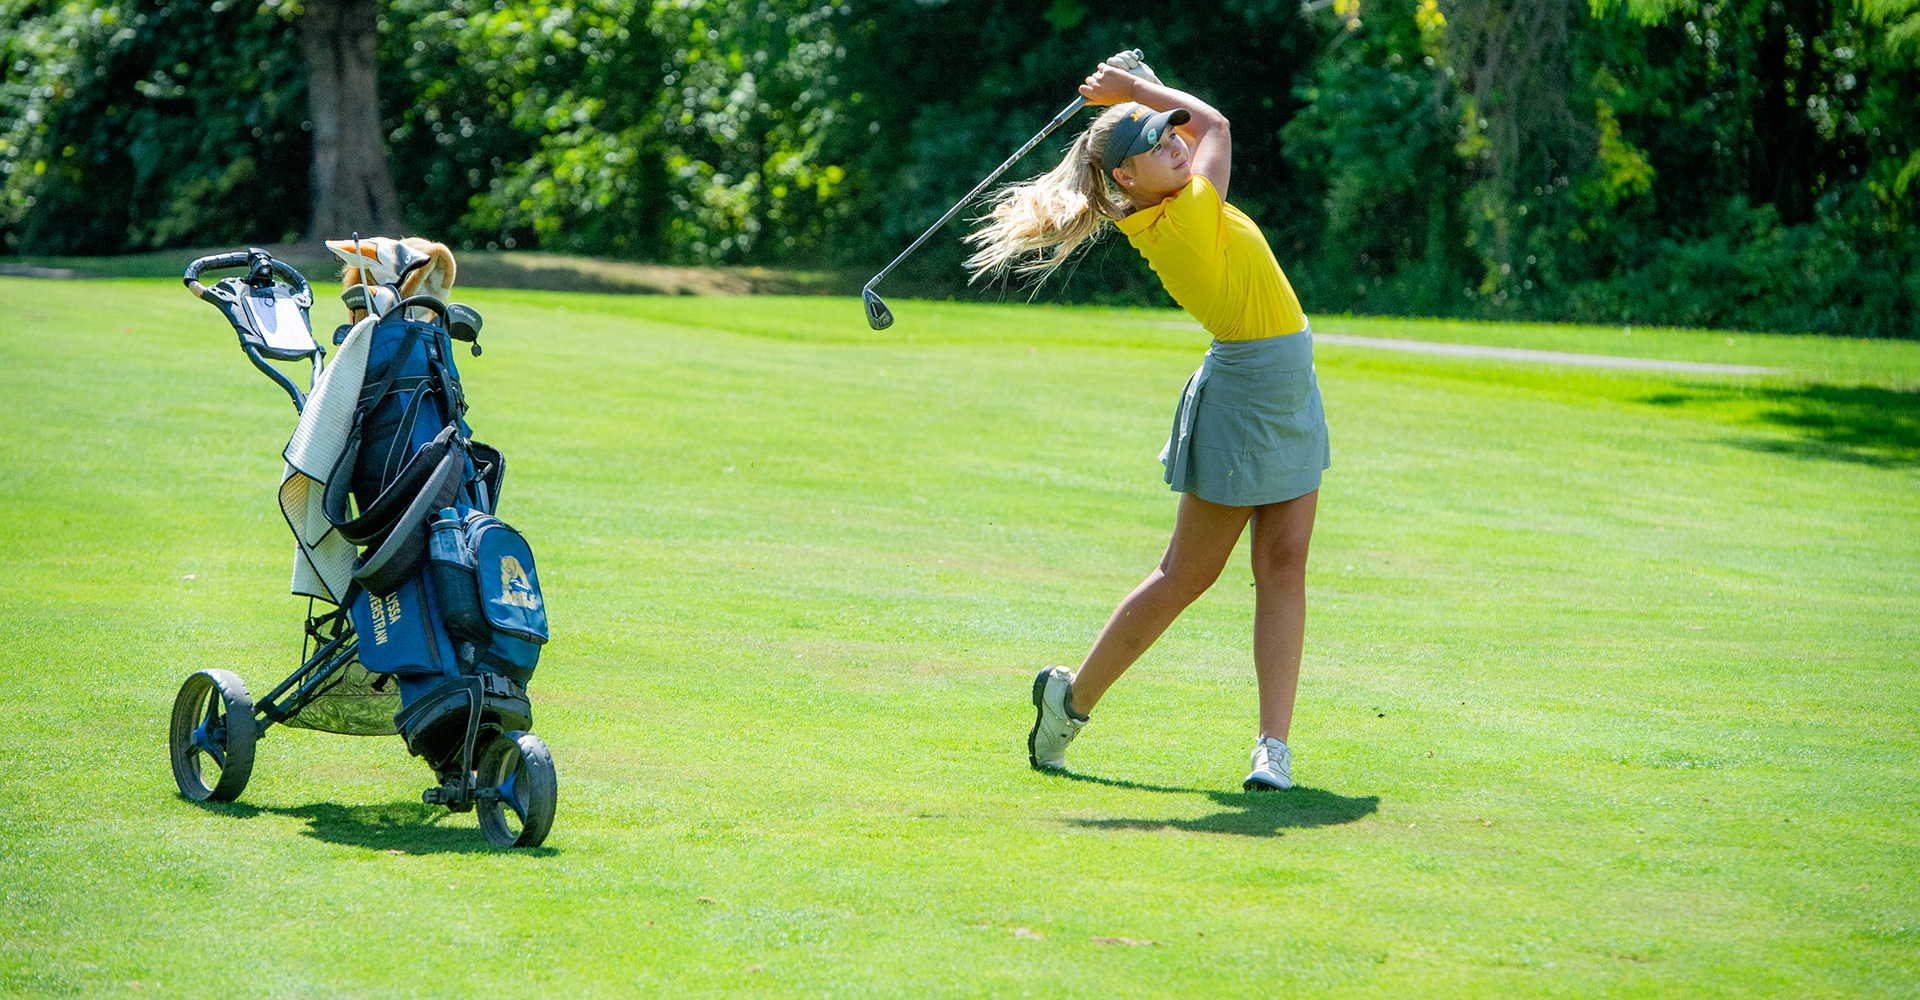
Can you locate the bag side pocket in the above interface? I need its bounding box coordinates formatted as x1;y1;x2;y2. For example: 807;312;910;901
427;507;489;644
468;513;549;645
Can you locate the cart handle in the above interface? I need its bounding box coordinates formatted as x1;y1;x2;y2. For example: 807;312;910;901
183;248;312;302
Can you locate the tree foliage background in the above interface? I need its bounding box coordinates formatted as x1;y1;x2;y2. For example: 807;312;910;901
4;0;1918;335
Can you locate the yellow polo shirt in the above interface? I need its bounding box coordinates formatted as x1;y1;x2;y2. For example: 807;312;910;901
1114;176;1306;341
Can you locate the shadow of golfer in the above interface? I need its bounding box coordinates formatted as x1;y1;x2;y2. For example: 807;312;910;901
180;796;555;855
1048;770;1378;838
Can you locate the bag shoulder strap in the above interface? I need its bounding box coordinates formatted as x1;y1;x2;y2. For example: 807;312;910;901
321;319;436;532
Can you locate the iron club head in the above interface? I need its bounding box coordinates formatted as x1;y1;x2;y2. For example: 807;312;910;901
863;287;894;330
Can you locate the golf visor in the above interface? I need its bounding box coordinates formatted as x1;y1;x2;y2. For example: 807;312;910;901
1101;103;1192;174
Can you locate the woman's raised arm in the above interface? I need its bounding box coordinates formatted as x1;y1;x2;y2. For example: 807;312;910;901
1079;63;1232;201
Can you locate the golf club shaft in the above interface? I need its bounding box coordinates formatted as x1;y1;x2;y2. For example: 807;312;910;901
863;95;1089;296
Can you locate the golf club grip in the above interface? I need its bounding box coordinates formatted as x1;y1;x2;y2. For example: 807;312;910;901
866;95;1089;291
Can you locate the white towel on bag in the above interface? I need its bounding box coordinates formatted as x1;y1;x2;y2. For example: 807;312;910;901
278;315;377;603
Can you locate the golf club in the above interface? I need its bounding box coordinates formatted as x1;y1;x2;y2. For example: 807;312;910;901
862;50;1150;330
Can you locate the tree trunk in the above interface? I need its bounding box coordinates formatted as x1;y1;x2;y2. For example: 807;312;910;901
300;0;404;243
1749;0;1827;225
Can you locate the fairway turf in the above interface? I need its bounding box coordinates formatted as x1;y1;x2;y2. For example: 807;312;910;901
2;278;1916;998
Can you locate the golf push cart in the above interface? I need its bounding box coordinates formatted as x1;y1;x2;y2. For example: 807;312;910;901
169;243;556;848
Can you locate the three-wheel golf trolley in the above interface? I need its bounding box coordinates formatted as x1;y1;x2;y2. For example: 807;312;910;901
168;245;557;848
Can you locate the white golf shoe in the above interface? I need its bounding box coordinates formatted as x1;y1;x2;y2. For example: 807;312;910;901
1244;736;1293;791
1027;666;1087;770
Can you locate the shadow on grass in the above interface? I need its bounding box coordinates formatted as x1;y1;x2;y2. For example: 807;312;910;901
1048;771;1378;838
1640;382;1920;467
182;797;556;855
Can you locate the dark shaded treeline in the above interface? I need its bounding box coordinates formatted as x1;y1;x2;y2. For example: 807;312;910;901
4;0;1917;334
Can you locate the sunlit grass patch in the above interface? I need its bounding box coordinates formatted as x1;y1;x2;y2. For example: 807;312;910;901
2;278;1917;998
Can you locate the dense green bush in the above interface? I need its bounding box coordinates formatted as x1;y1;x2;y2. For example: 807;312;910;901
1279;0;1920;335
380;0;850;263
377;1;665;256
1;0;309;253
3;0;1917;334
0;0;850;264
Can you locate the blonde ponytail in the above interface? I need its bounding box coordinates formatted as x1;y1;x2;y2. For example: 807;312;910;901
964;105;1134;286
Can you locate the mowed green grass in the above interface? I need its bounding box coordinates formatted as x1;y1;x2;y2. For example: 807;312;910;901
1;277;1916;999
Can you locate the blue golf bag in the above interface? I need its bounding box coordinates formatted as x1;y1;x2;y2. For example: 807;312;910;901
330;303;548;786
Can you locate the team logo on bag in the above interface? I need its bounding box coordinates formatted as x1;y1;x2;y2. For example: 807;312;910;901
499;555;540;610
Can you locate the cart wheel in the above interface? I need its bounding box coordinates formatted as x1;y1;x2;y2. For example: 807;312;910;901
168;669;256;802
477;731;555;848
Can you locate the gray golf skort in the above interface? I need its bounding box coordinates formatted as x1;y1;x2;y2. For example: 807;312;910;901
1160;324;1330;507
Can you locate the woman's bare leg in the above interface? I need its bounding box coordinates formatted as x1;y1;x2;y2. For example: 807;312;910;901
1249;490;1318;741
1069;493;1252;713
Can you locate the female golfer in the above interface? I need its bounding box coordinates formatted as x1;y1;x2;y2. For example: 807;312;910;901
970;57;1327;791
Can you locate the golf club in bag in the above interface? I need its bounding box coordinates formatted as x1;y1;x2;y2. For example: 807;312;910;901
862;49;1158;330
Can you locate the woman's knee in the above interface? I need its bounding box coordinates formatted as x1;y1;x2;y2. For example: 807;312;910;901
1149;560;1225;604
1250;533;1311;585
1250;495;1316;584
